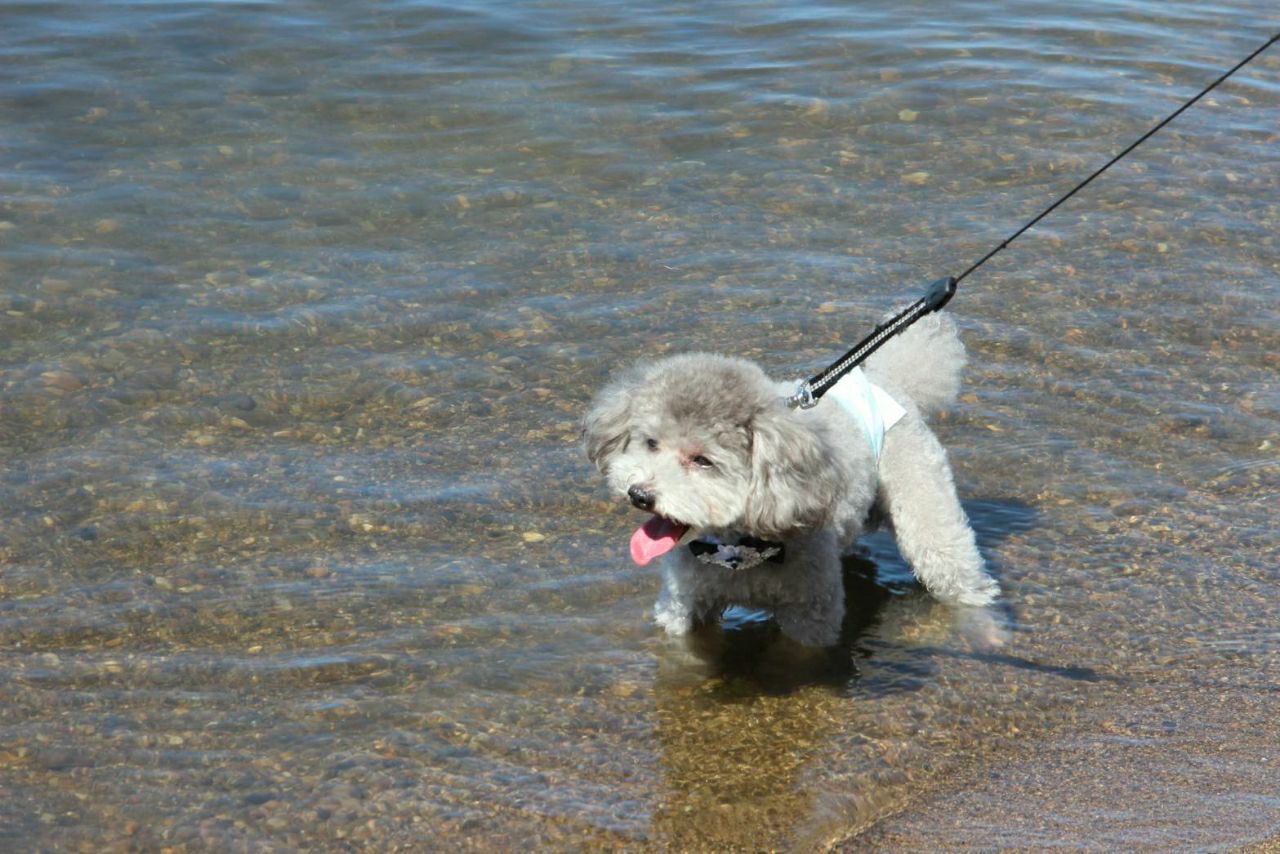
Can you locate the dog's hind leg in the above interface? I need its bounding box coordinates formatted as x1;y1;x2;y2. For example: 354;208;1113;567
877;416;999;607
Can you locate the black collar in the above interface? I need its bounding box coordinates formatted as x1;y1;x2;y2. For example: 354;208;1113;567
688;535;785;571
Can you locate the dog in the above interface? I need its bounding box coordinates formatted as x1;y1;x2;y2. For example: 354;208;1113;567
584;312;1001;647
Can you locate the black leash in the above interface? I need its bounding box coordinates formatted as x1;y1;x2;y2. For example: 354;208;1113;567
786;29;1280;410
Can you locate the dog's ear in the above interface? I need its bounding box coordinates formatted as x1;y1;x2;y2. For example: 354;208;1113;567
583;366;644;471
743;404;841;537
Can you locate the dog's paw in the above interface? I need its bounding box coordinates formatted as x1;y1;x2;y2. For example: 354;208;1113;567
652;602;694;636
774;606;843;648
954;605;1009;651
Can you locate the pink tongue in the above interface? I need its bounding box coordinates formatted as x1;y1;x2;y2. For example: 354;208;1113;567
629;516;689;566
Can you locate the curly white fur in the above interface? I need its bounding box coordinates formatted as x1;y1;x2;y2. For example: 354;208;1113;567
584;313;1000;647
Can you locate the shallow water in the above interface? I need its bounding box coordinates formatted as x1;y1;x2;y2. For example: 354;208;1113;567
2;0;1277;848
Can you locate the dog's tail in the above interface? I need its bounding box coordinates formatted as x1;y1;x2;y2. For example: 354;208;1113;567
861;311;967;415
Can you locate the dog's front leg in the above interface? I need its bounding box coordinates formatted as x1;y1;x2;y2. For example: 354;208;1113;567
878;416;999;607
652;551;701;635
772;532;844;647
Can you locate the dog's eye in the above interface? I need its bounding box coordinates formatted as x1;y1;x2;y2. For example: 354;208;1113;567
691;455;714;468
645;438;659;452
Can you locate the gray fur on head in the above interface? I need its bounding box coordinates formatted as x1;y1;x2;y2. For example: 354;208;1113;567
583;363;645;470
583;312;1002;648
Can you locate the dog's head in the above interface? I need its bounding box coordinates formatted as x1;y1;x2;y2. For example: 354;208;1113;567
584;353;843;562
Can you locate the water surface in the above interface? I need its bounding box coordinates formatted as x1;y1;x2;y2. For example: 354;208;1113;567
1;0;1277;848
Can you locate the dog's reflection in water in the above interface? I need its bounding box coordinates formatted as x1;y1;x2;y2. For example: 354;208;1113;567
646;557;938;849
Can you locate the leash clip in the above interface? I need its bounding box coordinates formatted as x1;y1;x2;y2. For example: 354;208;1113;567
784;380;816;410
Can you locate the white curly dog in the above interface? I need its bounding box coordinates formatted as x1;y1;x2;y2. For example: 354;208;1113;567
584;313;1002;647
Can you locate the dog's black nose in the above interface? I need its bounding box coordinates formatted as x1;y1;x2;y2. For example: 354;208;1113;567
628;485;655;511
